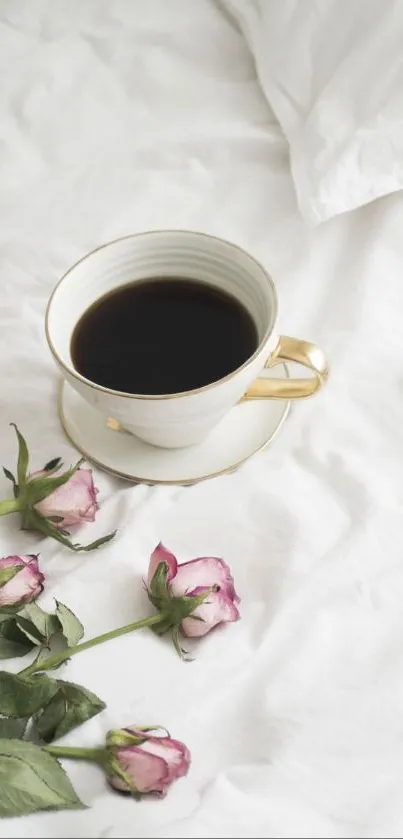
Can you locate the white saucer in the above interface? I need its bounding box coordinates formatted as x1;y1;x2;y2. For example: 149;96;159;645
59;367;290;485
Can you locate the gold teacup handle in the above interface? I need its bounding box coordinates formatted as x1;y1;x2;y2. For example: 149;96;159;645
243;336;329;400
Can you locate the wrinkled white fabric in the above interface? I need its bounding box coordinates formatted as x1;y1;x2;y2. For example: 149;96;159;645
222;0;403;226
0;1;402;838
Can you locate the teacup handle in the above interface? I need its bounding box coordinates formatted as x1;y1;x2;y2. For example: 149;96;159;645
243;336;329;401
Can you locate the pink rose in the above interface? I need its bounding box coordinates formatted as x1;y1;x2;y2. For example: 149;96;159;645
0;554;44;608
32;468;99;529
1;425;116;552
106;726;190;797
148;543;240;638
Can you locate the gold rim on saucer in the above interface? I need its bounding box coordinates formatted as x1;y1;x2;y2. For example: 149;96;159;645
57;369;291;486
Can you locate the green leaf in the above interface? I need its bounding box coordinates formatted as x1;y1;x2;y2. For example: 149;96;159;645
0;739;84;817
28;509;117;553
74;530;117;552
55;601;84;647
22;603;60;645
106;725;159;748
171;626;189;660
3;466;16;482
0;498;23;517
10;423;29;488
0;617;35;659
35;681;105;743
43;457;63;473
34;693;65;742
106;755;139;797
0;672;58;717
27;646;58;673
15;617;47;646
3;466;17;496
0;564;22;589
174;588;214;620
0;716;28;739
150;612;174;635
0;638;31;658
0;603;25;617
19;506;40;532
149;561;169;601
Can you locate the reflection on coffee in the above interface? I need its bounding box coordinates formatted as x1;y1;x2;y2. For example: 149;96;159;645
71;278;258;395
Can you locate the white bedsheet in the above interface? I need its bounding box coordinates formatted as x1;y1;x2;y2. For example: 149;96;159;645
0;1;402;837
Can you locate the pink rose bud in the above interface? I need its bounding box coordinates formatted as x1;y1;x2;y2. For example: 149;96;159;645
32;467;99;529
147;543;240;640
105;726;190;797
0;425;116;551
0;554;44;608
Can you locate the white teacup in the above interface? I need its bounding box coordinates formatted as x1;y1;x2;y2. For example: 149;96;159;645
45;230;329;449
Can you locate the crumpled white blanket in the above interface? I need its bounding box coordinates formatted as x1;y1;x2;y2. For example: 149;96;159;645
222;0;403;226
0;1;402;838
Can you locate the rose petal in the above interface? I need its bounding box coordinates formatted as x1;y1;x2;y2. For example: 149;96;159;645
110;746;170;794
75;468;94;489
72;469;99;503
148;543;178;586
0;555;26;570
34;469;99;527
181;586;240;638
170;557;239;602
138;737;191;783
0;555;44;607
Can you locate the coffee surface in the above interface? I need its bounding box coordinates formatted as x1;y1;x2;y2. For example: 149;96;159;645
71;278;258;395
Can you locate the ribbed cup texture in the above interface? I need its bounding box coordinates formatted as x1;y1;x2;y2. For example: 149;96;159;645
47;231;276;367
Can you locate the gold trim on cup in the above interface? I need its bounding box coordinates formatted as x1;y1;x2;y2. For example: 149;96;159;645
45;230;278;402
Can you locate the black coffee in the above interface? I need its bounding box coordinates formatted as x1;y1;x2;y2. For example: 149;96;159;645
71;278;258;395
